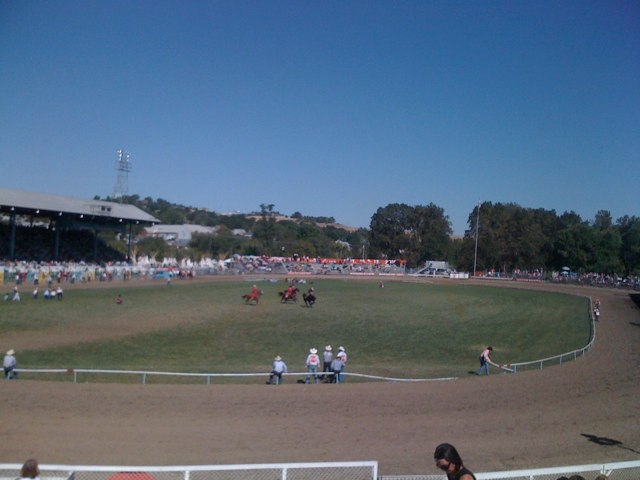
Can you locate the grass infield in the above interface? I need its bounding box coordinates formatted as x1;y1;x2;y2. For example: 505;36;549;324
1;279;591;382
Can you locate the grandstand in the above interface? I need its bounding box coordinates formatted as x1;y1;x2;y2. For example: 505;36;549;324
0;188;159;261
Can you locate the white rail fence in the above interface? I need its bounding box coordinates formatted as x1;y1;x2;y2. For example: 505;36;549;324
11;369;458;384
2;460;639;480
0;462;377;480
507;297;596;373
385;459;640;480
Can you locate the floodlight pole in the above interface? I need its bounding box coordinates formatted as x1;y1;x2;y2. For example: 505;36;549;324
473;201;480;277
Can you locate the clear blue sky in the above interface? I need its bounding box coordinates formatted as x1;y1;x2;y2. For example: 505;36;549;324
2;1;638;234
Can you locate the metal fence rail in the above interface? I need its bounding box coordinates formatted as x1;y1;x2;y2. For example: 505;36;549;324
0;462;378;480
383;459;640;480
2;460;639;480
508;297;595;373
13;368;461;384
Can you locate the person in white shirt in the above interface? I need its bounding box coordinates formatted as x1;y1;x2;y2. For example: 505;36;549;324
268;355;288;385
336;346;348;383
322;345;333;381
305;348;320;384
3;349;17;379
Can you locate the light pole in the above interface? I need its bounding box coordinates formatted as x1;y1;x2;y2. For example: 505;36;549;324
473;201;480;277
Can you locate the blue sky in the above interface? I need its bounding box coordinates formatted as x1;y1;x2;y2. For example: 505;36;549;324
2;1;638;234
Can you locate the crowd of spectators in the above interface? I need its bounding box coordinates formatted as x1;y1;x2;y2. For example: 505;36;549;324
0;223;123;263
482;268;639;290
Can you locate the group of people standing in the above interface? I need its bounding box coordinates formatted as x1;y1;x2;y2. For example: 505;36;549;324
268;345;347;385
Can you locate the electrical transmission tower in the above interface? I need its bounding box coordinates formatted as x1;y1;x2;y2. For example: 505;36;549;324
112;149;132;200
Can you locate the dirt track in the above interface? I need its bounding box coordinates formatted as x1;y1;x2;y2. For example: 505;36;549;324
1;280;639;475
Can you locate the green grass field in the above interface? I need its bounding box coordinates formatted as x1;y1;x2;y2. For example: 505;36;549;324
1;279;592;381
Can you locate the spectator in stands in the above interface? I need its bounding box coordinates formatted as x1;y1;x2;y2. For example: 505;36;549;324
268;355;287;385
305;348;320;384
476;346;493;376
19;458;40;480
434;443;476;480
3;349;17;379
322;345;333;381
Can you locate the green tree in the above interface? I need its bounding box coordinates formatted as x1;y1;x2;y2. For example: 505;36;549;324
368;203;414;261
368;203;451;267
411;203;452;265
617;216;640;274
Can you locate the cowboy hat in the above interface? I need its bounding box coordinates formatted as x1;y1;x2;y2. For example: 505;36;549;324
325;345;332;351
310;348;318;354
274;355;282;361
338;346;345;351
6;349;15;355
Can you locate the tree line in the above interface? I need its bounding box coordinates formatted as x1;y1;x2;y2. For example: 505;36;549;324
368;202;640;275
106;195;639;274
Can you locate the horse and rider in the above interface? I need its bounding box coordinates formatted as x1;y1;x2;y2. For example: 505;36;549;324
302;288;316;307
242;284;263;305
279;284;300;303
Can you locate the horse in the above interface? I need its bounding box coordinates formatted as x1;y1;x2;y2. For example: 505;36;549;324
278;286;299;303
242;288;263;305
302;290;316;307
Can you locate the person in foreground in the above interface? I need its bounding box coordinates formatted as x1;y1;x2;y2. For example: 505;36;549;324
434;443;476;480
20;458;40;480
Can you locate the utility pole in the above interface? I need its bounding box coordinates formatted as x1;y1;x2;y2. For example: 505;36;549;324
473;200;481;277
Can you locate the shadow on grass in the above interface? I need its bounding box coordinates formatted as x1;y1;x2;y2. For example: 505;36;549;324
581;433;640;455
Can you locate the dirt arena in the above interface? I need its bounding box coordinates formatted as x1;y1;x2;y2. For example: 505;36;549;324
1;279;639;475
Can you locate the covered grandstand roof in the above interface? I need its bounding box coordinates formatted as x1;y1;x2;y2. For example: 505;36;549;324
0;187;159;224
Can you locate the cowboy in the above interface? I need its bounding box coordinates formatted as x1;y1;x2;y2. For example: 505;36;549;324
322;345;333;381
268;355;288;385
305;348;320;384
3;349;17;379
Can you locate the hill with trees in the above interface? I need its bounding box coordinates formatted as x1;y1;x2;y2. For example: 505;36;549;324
93;195;639;275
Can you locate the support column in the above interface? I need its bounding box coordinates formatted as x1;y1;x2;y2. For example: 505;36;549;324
9;212;16;260
127;223;133;263
94;229;99;262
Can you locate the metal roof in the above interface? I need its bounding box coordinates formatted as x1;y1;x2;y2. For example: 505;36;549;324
0;187;159;224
